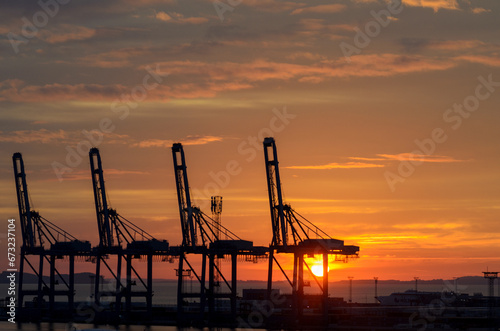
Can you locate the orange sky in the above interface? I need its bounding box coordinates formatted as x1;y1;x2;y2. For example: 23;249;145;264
1;0;500;282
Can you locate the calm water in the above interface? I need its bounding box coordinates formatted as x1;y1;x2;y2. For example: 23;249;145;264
1;280;488;305
1;280;489;330
0;323;213;331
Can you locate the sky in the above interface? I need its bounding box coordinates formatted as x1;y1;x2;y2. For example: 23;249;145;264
1;0;500;285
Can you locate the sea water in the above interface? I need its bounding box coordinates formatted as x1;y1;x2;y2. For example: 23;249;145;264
0;280;488;330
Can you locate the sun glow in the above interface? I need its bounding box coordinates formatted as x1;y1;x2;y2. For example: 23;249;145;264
310;264;329;277
306;254;334;277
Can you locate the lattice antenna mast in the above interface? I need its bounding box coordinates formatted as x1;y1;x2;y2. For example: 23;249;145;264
211;196;223;240
172;143;196;247
89;148;113;248
263;137;287;247
13;153;36;248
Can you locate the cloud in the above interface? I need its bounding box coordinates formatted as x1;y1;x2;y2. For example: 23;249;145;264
402;0;459;12
43;168;149;182
471;7;491;14
0;54;459;103
398;38;488;54
0;129;129;145
349;0;381;3
392;222;468;230
296;19;353;39
133;135;223;148
156;11;173;21
0;129;68;144
457;55;500;67
286;162;385;170
289;153;467;170
0;80;129;102
291;4;346;15
154;11;209;24
76;48;148;68
431;40;486;51
160;53;456;81
372;153;465;163
38;24;96;44
286;52;326;61
236;0;304;12
0;78;253;103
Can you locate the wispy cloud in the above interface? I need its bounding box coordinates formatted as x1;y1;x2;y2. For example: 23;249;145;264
402;0;459;12
154;11;209;24
375;153;466;163
75;48;148;68
286;153;466;170
0;80;129;102
457;55;500;67
291;4;346;15
471;7;491;14
286;162;384;170
392;222;468;230
0;129;68;144
133;135;223;148
0;54;459;103
42;168;149;182
38;24;96;44
0;129;129;145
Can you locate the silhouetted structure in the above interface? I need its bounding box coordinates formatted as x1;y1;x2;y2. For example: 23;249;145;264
263;137;359;324
13;153;91;320
483;271;498;297
172;143;267;326
89;148;169;319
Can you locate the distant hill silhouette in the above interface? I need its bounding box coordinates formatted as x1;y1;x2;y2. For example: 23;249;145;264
0;272;489;285
0;271;105;284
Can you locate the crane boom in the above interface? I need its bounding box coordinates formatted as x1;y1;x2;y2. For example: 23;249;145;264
89;148;113;248
172;143;196;247
13;153;35;249
263;137;287;247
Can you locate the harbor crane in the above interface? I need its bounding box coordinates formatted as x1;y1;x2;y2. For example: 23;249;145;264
263;137;359;322
172;143;267;325
13;152;91;320
89;148;169;318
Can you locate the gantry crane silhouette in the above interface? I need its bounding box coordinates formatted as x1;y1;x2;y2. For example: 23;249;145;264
13;152;91;320
263;137;359;322
172;143;267;325
89;148;169;319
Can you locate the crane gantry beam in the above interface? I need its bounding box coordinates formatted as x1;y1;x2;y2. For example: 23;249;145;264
263;137;359;324
171;143;267;325
88;147;169;319
13;152;91;320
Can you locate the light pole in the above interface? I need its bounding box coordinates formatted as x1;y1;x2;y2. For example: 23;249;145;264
348;276;354;303
452;277;458;293
374;277;379;303
414;277;420;292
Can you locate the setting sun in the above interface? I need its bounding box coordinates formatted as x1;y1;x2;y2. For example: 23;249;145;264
311;264;329;277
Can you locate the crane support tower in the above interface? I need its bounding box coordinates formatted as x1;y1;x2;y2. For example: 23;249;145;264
172;143;268;326
263;138;359;325
13;153;91;320
89;148;169;320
